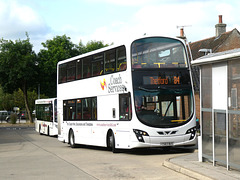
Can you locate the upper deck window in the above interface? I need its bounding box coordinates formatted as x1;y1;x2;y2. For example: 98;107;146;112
58;45;126;84
59;64;67;83
117;46;127;72
67;61;76;82
131;37;188;69
105;49;116;74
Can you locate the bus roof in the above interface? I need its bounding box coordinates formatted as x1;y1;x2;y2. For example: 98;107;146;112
57;35;186;66
35;98;56;104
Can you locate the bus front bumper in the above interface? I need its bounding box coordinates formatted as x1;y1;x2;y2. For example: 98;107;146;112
130;134;197;149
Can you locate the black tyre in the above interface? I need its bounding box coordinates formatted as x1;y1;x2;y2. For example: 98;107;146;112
47;126;50;136
69;129;76;148
108;131;118;153
39;125;42;135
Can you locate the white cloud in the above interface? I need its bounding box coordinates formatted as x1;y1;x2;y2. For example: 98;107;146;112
88;2;206;45
0;0;51;52
10;1;36;24
86;0;157;6
88;0;240;47
1;0;240;53
0;0;49;39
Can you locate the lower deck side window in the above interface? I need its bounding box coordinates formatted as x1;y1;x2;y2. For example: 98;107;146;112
36;104;53;122
63;97;97;121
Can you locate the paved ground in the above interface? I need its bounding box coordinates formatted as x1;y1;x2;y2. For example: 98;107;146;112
164;149;240;180
0;127;98;180
0;126;195;180
2;123;240;180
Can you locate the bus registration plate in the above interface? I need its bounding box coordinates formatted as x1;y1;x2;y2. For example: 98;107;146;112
160;142;173;146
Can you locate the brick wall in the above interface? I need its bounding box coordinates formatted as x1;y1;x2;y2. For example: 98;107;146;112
195;92;200;121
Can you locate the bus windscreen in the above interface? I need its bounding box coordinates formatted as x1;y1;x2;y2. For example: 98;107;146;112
131;37;188;69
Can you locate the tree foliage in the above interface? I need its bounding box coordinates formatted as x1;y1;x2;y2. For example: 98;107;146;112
78;40;110;54
0;33;111;120
0;86;13;111
38;35;79;97
0;85;47;116
0;35;37;122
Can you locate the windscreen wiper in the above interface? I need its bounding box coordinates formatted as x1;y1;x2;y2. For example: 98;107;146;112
138;87;159;92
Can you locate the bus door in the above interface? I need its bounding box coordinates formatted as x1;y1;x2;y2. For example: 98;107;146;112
117;93;132;148
119;93;132;120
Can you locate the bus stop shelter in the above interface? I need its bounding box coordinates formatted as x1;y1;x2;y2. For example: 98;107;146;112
192;48;240;171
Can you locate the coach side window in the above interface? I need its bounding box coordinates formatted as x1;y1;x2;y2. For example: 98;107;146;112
83;98;92;120
117;46;126;72
92;53;103;76
76;59;82;80
64;97;97;121
92;97;97;120
76;99;82;120
83;56;92;78
59;45;127;84
63;100;76;120
67;61;76;82
63;101;67;120
105;49;116;74
59;64;67;83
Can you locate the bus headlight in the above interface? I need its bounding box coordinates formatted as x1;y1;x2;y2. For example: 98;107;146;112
186;127;197;140
133;129;149;143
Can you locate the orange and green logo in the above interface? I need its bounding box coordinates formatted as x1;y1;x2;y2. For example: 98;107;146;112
100;79;107;90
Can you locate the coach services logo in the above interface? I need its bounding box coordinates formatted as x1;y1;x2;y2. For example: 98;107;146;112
100;79;107;90
100;75;126;93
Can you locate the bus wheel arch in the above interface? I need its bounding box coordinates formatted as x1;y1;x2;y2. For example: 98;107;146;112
68;128;76;148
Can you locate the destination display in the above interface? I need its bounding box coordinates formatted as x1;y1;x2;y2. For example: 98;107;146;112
143;76;181;85
143;75;181;85
132;68;191;87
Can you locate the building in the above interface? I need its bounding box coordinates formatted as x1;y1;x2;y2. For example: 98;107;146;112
187;15;240;171
185;15;240;120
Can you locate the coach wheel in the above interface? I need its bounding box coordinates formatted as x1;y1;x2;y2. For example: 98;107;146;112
69;129;76;148
39;125;42;135
108;131;117;153
47;126;50;136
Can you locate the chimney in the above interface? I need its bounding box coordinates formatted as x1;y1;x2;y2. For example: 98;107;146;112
177;27;186;41
180;28;184;37
215;15;226;37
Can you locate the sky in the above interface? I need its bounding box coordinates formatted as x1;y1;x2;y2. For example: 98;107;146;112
1;0;240;53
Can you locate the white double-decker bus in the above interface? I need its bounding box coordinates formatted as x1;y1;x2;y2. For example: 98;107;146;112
57;36;196;152
35;98;58;136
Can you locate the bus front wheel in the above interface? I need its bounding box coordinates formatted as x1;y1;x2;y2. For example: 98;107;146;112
69;129;76;148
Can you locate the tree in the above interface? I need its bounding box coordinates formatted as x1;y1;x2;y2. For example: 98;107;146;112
38;35;110;97
12;89;39;115
0;85;46;118
0;86;14;111
78;40;110;54
0;35;37;123
37;35;79;97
